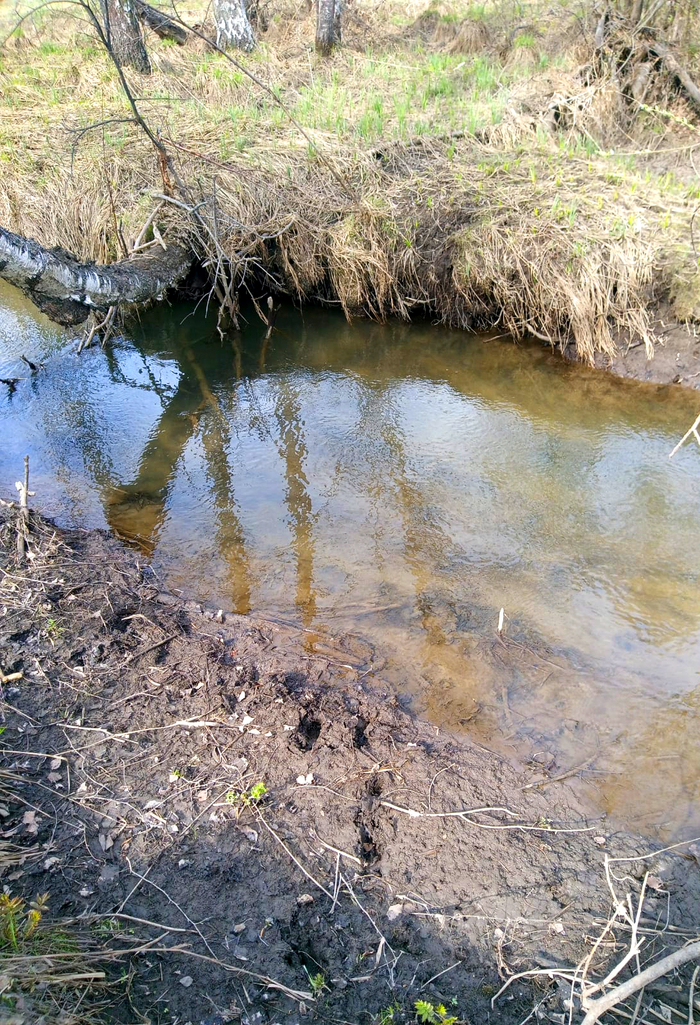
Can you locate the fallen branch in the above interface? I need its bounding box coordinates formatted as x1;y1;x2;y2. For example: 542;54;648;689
580;940;700;1025
646;37;700;115
135;0;187;43
380;800;595;833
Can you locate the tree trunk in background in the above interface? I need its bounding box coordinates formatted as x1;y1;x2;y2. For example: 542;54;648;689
630;0;644;24
101;0;151;72
333;0;344;45
214;0;256;51
316;0;342;56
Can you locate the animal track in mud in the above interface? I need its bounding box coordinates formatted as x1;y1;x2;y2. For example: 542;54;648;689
355;775;383;869
294;710;322;751
352;716;369;749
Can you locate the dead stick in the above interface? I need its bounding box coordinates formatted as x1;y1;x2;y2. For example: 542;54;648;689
669;413;700;458
124;631;179;665
581;940;700;1025
15;455;29;562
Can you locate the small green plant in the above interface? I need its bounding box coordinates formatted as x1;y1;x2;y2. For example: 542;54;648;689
376;1002;400;1025
225;780;267;807
415;1000;458;1025
309;971;326;994
0;892;49;951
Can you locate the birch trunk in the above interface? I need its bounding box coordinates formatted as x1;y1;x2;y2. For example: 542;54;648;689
0;225;191;325
213;0;256;50
316;0;342;56
101;0;151;72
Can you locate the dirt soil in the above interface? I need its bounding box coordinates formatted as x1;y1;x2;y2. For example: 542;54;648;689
564;307;700;389
2;508;700;1025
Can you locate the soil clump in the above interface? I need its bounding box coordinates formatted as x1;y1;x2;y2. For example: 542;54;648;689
1;508;700;1024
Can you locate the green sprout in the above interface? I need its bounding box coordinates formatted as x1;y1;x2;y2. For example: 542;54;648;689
225;780;267;806
415;1000;458;1025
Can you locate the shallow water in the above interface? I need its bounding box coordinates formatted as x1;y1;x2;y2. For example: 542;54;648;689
2;280;700;835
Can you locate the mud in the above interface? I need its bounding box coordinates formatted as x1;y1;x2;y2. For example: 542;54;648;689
2;508;700;1025
566;307;700;389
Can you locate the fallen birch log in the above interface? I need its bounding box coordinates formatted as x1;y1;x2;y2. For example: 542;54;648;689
0;225;191;325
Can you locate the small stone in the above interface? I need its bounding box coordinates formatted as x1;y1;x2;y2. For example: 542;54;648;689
178;859;191;869
387;903;404;922
296;893;314;906
233;923;246;934
179;975;193;987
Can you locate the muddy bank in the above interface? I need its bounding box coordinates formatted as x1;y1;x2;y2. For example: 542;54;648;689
563;307;700;389
2;508;700;1025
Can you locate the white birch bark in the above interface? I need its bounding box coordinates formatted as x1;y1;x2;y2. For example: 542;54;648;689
0;225;191;324
316;0;342;55
214;0;256;51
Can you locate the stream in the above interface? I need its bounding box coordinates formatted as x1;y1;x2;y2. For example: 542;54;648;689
2;280;700;837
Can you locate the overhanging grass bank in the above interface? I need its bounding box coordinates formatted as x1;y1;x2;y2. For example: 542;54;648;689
1;0;699;362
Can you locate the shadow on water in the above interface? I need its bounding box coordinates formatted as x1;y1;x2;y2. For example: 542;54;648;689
2;281;700;835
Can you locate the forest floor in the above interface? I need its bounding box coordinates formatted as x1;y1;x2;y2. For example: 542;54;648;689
1;0;700;383
2;510;700;1025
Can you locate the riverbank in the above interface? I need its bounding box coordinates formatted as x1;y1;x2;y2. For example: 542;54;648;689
1;0;700;383
2;505;700;1024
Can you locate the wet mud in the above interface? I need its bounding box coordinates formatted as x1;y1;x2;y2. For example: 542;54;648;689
2;509;700;1024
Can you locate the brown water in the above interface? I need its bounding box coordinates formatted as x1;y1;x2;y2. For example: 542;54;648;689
2;280;700;836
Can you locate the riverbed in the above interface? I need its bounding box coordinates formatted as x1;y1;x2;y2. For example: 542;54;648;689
2;280;699;836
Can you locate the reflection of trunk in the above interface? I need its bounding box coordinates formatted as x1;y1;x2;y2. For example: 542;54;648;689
315;0;342;55
101;0;151;72
0;225;191;326
275;384;317;626
182;345;252;613
103;377;201;554
214;0;256;50
135;0;187;44
200;412;252;615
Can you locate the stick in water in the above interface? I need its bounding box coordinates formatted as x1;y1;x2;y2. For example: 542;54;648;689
15;455;30;563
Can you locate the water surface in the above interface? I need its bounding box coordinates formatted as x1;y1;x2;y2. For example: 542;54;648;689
2;280;700;835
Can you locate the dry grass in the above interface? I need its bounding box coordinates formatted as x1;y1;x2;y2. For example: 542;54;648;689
0;899;129;1025
0;0;699;360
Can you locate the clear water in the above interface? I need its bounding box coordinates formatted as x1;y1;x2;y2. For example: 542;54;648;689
2;279;700;836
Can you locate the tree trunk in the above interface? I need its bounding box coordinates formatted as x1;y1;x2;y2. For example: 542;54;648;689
630;0;644;24
213;0;256;51
135;0;187;45
316;0;342;56
0;225;191;326
101;0;151;72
